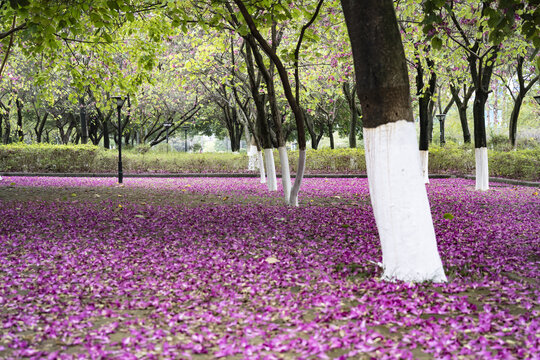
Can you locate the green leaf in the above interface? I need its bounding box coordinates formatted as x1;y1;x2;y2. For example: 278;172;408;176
533;36;540;50
431;36;442;50
443;213;454;220
107;0;119;10
422;24;434;35
57;19;67;31
103;32;113;43
237;25;249;36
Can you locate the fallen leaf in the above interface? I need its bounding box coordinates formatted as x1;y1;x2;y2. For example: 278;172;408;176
265;256;279;264
443;213;454;220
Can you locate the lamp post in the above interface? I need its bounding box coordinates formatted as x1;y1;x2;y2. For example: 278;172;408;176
181;125;190;152
435;113;446;146
163;122;173;153
534;95;540;105
112;96;125;184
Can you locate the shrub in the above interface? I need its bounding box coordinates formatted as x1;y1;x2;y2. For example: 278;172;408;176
0;144;538;181
0;143;100;173
134;144;151;154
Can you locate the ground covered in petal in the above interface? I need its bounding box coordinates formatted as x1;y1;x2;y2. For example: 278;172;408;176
0;177;538;359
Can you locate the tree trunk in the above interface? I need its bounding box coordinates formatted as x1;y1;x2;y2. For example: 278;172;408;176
508;56;539;148
458;106;471;143
343;82;358;148
450;84;472;143
304;109;323;149
341;0;446;283
103;119;110;149
34;113;48;143
415;56;436;184
427;102;434;144
264;148;277;191
473;88;489;190
257;150;266;184
79;96;88;144
468;45;497;191
3;113;10;144
458;107;471;144
328;123;335;149
439;118;445;146
278;146;291;202
16;98;23;142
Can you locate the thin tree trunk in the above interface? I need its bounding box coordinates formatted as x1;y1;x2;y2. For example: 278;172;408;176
450;84;473;144
264;148;277;191
507;56;539;148
257;150;266;183
16;98;23;142
439;117;445;146
343;82;358;148
328;123;335;149
79;96;88;144
415;56;436;183
103;120;110;149
278;146;291;202
1;110;9;144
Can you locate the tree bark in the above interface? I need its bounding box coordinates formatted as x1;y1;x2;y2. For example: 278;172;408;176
508;56;539;148
103;119;110;149
450;84;473;143
439;118;445;145
34;111;48;143
343;82;359;148
79;96;88;144
328;123;335;149
341;0;446;282
16;98;23;142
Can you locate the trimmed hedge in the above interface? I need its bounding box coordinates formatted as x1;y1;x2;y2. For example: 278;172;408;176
0;143;538;181
0;143;99;173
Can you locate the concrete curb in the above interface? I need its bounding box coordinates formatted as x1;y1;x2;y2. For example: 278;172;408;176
0;172;538;187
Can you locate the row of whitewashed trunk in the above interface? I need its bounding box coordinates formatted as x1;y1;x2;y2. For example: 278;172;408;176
420;148;489;190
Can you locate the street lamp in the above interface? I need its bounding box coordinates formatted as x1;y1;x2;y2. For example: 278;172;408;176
435;113;446;146
181;125;190;152
111;96;125;184
163;122;173;153
534;95;540;105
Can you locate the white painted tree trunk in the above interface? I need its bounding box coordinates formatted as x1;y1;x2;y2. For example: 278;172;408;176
364;120;446;283
419;150;429;184
247;145;258;171
264;148;277;191
258;150;266;184
278;146;292;203
475;147;489;191
289;149;306;207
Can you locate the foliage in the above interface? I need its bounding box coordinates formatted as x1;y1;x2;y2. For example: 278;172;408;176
0;143;99;172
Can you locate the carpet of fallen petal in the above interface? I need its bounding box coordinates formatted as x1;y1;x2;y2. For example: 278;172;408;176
0;176;538;360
